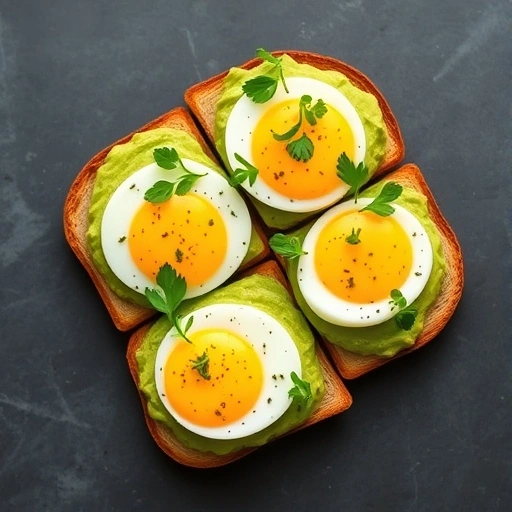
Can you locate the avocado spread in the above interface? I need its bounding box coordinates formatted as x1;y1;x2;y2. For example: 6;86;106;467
214;54;388;230
136;273;325;455
86;128;264;307
285;184;446;357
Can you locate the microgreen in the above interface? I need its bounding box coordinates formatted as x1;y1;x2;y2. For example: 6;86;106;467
229;153;259;187
288;371;312;406
345;228;362;245
190;351;210;380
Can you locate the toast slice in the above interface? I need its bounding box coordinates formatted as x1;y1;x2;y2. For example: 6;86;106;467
63;107;270;331
185;50;405;224
283;164;464;379
126;260;353;468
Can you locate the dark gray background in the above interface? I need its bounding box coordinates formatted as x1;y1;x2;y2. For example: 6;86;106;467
1;0;511;510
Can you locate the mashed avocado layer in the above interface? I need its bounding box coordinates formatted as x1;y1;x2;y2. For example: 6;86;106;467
87;128;264;307
285;185;446;357
136;273;325;455
215;54;388;230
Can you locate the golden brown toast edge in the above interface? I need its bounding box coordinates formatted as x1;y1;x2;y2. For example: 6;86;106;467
318;163;464;379
184;49;405;176
126;259;353;468
63;107;270;331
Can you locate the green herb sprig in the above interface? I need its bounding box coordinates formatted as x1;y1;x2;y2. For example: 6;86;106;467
345;228;362;245
145;263;194;343
336;153;369;203
269;233;308;259
190;351;210;380
360;182;403;217
272;95;327;162
389;289;417;331
229;153;259;187
242;48;289;103
144;148;205;203
288;372;312;406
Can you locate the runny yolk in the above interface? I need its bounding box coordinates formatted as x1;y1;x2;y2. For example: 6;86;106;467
314;210;413;303
128;193;227;286
251;99;355;200
164;329;263;427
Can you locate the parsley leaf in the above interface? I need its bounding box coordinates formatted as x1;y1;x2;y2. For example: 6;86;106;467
190;350;211;380
287;133;314;162
288;371;312;405
242;76;278;104
145;147;206;204
145;263;193;343
395;307;418;330
229;153;259;187
345;228;362;245
336;152;369;203
360;182;403;217
269;233;308;259
153;147;180;169
242;48;289;103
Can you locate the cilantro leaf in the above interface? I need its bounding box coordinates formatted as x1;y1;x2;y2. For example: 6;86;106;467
336;152;369;203
311;99;328;119
145;263;193;343
269;233;307;259
345;227;362;245
175;173;203;196
395;307;417;330
153;147;180;170
286;133;314;162
242;75;278;104
288;372;312;405
190;350;210;380
360;182;403;217
229;153;259;187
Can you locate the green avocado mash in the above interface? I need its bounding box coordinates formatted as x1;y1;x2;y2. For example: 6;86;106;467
214;54;388;230
284;184;446;357
86;128;264;307
136;273;325;455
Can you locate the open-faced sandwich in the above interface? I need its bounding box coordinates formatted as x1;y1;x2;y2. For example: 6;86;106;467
271;164;463;378
127;260;352;468
64;107;269;331
185;49;404;230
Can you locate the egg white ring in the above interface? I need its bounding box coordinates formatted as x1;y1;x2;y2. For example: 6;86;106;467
154;304;302;440
101;159;251;299
225;77;367;213
298;199;433;328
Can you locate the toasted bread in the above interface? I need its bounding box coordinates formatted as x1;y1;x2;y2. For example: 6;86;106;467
278;164;463;379
126;260;353;468
63;107;270;331
185;50;405;229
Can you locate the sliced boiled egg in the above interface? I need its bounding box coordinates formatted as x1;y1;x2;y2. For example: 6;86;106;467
298;198;433;327
154;304;302;440
101;159;251;299
225;77;366;213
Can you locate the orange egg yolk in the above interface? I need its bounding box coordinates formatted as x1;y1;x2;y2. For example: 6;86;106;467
128;193;227;286
251;99;355;200
314;210;413;303
164;329;263;427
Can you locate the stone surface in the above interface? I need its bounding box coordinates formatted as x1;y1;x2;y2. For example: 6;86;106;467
0;0;510;510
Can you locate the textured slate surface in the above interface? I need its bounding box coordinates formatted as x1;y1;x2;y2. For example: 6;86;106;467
0;0;511;510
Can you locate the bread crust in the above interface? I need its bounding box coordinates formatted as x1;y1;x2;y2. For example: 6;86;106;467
311;164;463;379
126;260;353;468
63;107;270;331
184;49;404;178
